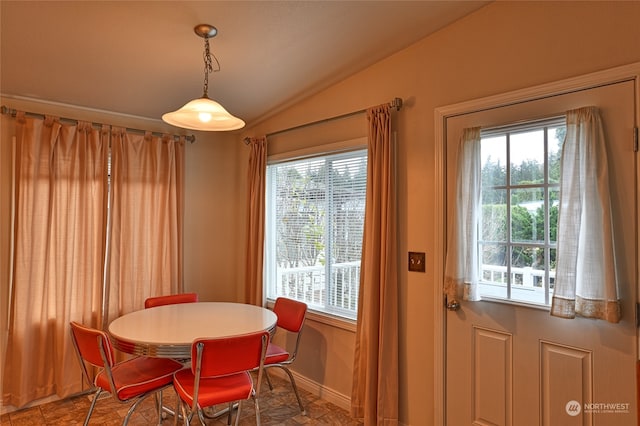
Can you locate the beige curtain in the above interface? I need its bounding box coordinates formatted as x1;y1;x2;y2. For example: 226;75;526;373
104;129;184;323
551;107;621;322
351;104;398;425
3;115;108;407
443;127;482;303
244;136;267;306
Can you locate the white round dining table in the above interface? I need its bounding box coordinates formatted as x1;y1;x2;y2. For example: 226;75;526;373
108;302;277;358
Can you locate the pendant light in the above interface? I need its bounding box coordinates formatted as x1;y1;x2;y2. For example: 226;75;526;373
162;24;245;131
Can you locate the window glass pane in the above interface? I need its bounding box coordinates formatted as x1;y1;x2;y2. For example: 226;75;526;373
548;126;564;184
549;248;557;290
512;245;535;269
481;135;507;187
327;155;366;315
479;243;508;298
482;186;507;205
549;188;559;244
481;191;507;242
510;129;544;185
511;188;543;243
529;248;545;288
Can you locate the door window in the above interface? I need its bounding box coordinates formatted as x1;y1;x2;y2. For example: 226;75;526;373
478;118;565;306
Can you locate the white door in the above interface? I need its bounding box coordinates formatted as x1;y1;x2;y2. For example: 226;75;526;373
444;79;637;425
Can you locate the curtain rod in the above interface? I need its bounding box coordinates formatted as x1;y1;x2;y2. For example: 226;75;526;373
243;97;403;145
1;105;196;143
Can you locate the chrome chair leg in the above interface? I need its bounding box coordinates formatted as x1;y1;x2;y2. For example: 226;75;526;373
155;390;163;425
234;400;244;426
173;399;180;426
123;393;153;426
277;365;306;415
264;369;274;390
196;405;209;425
83;388;103;426
253;397;261;426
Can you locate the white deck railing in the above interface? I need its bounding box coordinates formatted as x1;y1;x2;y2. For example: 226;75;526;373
481;264;555;288
276;262;555;314
275;261;360;314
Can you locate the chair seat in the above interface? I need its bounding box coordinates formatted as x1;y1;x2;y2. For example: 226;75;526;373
264;343;290;364
95;357;182;401
173;368;254;408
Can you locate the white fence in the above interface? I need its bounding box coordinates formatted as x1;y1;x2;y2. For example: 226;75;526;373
276;262;554;314
481;264;555;288
275;261;360;314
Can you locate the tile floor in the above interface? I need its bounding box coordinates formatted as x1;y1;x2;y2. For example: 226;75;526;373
1;375;363;425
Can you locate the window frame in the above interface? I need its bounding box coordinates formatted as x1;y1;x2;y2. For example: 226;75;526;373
264;138;367;325
477;116;566;308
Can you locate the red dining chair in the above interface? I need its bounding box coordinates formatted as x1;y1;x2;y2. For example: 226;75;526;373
144;292;199;309
143;292;199;415
262;297;308;415
69;321;182;426
172;331;270;426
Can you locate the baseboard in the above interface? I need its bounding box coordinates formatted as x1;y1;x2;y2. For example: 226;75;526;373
266;368;352;412
1;394;62;415
2;370;353;416
1;388;94;415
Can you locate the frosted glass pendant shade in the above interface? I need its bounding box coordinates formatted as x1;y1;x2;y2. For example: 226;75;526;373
162;96;245;131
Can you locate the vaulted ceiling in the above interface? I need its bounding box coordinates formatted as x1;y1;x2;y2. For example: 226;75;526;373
1;1;488;127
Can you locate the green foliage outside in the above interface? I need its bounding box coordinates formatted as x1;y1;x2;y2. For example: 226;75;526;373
274;156;367;269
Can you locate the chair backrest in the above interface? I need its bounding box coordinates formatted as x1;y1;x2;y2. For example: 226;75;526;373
273;297;307;333
70;322;119;396
144;292;199;309
192;331;269;379
69;321;115;369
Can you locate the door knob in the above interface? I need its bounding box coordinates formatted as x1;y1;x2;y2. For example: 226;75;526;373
446;299;460;311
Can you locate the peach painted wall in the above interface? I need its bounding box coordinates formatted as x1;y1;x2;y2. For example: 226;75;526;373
238;2;640;424
2;1;640;423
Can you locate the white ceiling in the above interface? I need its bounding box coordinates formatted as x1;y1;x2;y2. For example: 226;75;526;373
1;1;488;128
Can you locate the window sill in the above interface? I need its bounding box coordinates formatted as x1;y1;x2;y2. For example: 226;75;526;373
266;300;357;333
306;310;357;332
480;296;551;311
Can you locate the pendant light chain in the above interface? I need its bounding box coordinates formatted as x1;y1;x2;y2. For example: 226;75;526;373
202;37;220;99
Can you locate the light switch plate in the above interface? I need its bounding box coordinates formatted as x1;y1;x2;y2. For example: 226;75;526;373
408;251;426;272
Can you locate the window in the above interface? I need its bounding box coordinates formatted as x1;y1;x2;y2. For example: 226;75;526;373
478;118;565;306
265;149;367;320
